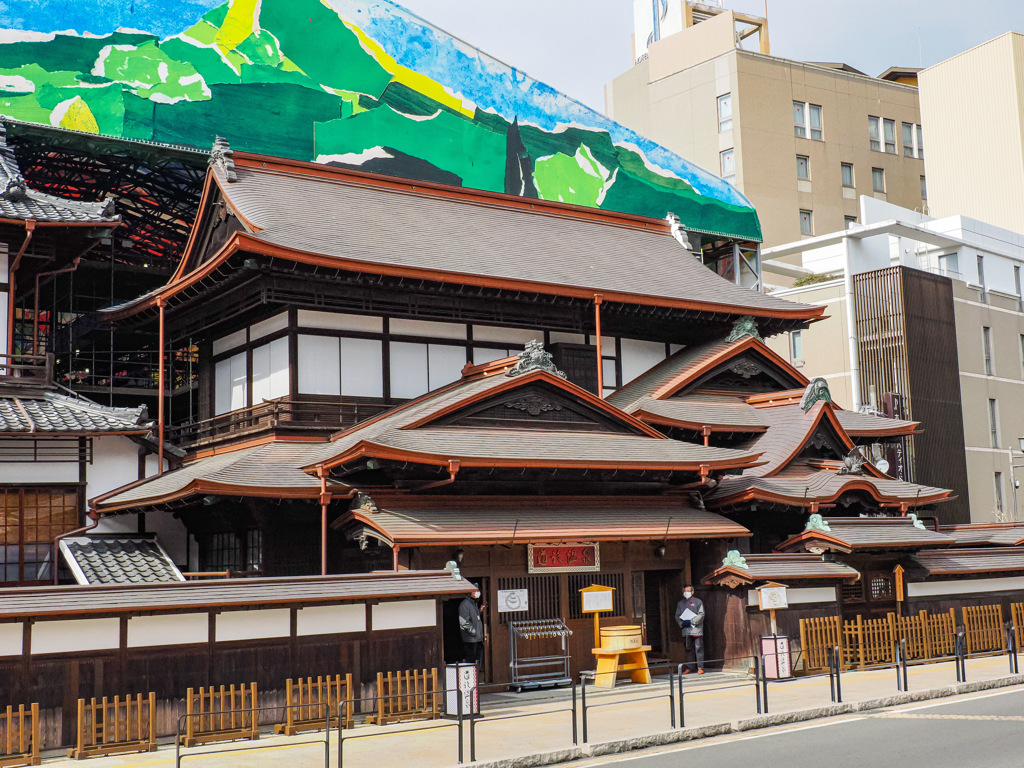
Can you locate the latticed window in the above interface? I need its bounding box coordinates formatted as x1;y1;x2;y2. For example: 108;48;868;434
840;581;864;603
0;486;80;584
568;573;625;619
497;575;561;625
869;575;894;600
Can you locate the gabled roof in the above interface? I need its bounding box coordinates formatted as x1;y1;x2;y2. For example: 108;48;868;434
777;517;954;553
835;409;919;439
940;524;1024;548
308;356;763;475
735;401;856;478
100;153;823;326
703;552;860;587
59;534;184;585
608;335;808;413
0;122;118;226
627;393;770;433
338;495;749;547
911;548;1024;577
0;386;148;435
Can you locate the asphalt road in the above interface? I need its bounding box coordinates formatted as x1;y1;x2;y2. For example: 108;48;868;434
576;687;1024;768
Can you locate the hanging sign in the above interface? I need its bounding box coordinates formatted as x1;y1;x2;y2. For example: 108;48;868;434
497;589;529;613
527;543;600;574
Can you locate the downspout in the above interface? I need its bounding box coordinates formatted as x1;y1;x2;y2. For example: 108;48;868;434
7;221;35;356
53;510;101;585
33;258;80;353
157;298;166;474
593;295;604;396
414;459;461;492
843;236;861;410
319;468;331;576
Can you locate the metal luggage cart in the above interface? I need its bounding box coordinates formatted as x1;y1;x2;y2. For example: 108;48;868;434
508;619;573;691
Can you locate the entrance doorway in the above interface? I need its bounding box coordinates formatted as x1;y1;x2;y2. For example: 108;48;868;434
639;570;678;656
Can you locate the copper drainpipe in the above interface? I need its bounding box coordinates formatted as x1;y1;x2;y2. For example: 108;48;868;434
593;295;604;395
702;426;712;447
53;510;101;585
33;258;80;353
157;298;166;474
319;469;331;576
7;221;36;357
414;459;460;492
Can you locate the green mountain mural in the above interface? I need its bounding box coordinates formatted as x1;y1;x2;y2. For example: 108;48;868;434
0;0;762;241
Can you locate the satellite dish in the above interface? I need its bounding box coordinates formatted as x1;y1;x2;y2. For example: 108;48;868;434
876;459;890;474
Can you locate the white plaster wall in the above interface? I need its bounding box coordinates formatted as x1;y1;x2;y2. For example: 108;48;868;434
908;576;1024;597
296;605;366;636
32;618;119;654
746;587;837;606
371;600;436;630
128;613;208;647
0;455;77;484
215;609;291;642
0;622;22;656
89;436;141;498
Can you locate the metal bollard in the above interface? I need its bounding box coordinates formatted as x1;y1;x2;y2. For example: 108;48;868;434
669;666;676;729
760;654;769;714
895;642;903;691
580;673;589;744
457;681;464;765
834;645;843;703
571;679;578;745
828;646;836;703
677;664;685;728
901;638;909;691
753;655;762;714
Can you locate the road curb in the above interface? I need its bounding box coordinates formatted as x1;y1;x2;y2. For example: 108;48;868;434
464;675;1024;768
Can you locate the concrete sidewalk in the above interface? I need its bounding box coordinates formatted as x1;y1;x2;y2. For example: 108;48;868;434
34;655;1024;768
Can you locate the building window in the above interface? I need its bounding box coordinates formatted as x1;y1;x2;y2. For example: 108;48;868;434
995;472;1005;515
989;398;1000;448
796;154;810;180
868;116;881;151
920;175;927;200
903;122;924;158
883;118;896;153
794;101;823;140
718;93;733;132
841;162;854;188
845;216;858;229
983;326;994;375
0;487;80;584
978;254;987;299
872;167;885;193
799;209;813;235
720;148;735;182
790;330;803;360
1019;334;1024;378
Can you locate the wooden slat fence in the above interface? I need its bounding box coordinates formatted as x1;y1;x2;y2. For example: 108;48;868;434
68;694;156;760
1012;602;1024;646
366;668;440;725
963;604;1005;654
183;684;258;747
0;704;39;767
275;675;354;736
799;607;959;672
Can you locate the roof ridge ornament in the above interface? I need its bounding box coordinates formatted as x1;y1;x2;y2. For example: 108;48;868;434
800;376;833;412
350;491;378;515
908;513;926;530
0;122;28;202
209;136;238;183
506;340;566;379
721;549;748;570
837;447;867;475
805;513;832;532
726;315;763;343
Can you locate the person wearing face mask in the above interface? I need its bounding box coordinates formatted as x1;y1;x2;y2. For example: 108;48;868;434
674;585;705;674
458;585;486;670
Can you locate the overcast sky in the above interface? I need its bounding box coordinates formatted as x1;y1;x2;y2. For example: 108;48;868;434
394;0;1024;111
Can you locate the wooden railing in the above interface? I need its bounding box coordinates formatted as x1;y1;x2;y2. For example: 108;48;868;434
0;703;40;767
366;668;440;726
68;694;157;759
275;675;354;736
800;608;958;672
0;354;52;385
182;684;258;747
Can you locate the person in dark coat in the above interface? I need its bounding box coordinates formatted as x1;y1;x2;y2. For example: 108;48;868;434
674;584;705;674
458;585;485;669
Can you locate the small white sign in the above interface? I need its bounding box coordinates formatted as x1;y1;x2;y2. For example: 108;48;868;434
581;590;614;613
758;585;789;611
497;589;529;613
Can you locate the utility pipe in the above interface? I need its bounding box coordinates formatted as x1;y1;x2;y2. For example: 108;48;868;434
594;295;604;396
6;221;35;357
842;236;861;410
33;258;80;353
157;298;166;474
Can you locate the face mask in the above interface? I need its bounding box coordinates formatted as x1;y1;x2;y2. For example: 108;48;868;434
472;591;481;599
683;591;693;599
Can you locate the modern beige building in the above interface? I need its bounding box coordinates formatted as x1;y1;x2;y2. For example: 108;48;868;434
761;196;1024;524
918;32;1024;233
607;2;929;250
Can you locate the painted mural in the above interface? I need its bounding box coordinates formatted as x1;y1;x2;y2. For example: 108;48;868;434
0;0;761;241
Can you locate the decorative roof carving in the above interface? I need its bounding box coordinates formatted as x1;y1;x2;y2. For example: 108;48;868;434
721;550;749;570
209;136;238;183
729;359;763;379
503;394;563;417
726;315;763;343
837;447;867;475
350;491;378;515
800;377;833;412
665;211;696;251
505;340;566;379
805;513;832;533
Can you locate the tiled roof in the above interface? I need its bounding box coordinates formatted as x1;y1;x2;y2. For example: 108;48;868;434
630;393;770;431
205;160;818;320
0;122;118;225
703;552;860;585
940;524;1024;547
59;534;184;585
777;517;954;552
0;388;148;434
834;409;919;437
912;548;1024;576
343;496;749;545
0;571;475;619
710;468;951;507
608;339;736;410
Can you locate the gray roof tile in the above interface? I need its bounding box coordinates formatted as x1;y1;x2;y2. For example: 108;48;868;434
0;388;147;434
60;534;184;585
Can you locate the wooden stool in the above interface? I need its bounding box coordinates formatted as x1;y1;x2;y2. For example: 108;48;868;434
591;645;652;688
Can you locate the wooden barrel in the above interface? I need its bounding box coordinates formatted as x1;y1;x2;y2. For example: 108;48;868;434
600;625;643;650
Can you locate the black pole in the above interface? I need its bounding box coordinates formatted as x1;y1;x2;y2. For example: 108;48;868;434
469;694;476;764
753;655;762;714
901;638;908;691
571;679;578;746
760;654;769;714
457;681;464;765
828;646;836;703
895;642;902;691
834;645;843;703
324;704;330;768
678;664;685;728
581;674;588;744
669;666;676;729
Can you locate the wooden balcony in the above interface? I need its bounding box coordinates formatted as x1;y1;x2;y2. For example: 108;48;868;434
167;396;393;450
0;353;53;385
